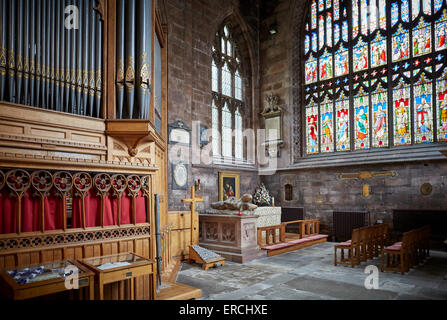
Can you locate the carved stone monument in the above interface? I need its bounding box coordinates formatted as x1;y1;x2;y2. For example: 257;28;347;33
199;194;281;263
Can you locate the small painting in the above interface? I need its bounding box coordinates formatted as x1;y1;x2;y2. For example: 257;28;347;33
219;172;240;201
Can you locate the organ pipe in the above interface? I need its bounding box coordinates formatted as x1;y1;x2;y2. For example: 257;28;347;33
116;0;153;120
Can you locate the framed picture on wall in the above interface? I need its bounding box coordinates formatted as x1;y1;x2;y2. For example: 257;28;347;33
218;172;240;201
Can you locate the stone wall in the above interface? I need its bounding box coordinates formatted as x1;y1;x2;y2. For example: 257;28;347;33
164;0;447;232
263;160;447;235
258;0;447;237
164;0;262;210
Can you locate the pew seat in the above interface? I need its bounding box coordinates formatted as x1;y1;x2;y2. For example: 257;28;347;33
258;219;328;257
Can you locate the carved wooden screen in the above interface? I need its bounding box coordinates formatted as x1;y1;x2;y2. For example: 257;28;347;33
0;169;151;235
303;0;447;155
0;0;103;117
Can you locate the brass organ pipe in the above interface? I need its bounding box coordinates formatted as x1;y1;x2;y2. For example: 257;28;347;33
76;0;83;115
22;0;30;106
16;0;24;105
116;0;125;119
64;0;71;113
35;0;42;108
88;0;96;117
136;0;145;119
0;0;6;101
49;0;55;110
55;0;62;111
7;0;16;103
125;0;136;119
41;0;47;108
70;0;77;114
45;0;51;109
95;4;102;118
29;0;35;106
81;0;89;116
145;0;153;119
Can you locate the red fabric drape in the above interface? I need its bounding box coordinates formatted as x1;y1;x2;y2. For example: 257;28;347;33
0;188;147;234
72;190;147;228
0;190;62;234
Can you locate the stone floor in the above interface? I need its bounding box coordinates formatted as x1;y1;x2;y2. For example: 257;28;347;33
176;242;447;300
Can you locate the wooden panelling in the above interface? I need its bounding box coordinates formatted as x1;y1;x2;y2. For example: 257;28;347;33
0;237;152;300
171;230;191;257
168;212;192;230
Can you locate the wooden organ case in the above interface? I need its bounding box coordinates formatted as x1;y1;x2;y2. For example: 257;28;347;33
0;0;168;300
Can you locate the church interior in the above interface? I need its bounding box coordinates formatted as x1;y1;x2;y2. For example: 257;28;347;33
0;0;447;302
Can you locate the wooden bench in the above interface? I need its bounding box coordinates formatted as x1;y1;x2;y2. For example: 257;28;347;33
258;219;328;257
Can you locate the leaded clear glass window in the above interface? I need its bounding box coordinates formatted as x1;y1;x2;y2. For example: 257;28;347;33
211;23;245;160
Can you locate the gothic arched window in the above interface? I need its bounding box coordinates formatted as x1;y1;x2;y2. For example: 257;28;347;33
212;24;245;162
304;0;447;155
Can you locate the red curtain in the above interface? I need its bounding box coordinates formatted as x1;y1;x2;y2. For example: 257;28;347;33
72;190;147;228
0;189;147;234
0;190;62;234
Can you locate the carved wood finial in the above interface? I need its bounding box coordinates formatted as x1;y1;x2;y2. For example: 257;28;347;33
94;0;105;21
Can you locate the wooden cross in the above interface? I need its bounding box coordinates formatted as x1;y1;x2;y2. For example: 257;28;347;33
181;186;203;246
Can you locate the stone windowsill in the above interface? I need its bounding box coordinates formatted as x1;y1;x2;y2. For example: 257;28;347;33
192;156;258;172
278;144;447;172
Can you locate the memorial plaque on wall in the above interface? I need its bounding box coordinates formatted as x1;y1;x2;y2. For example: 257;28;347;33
168;120;191;146
172;161;188;190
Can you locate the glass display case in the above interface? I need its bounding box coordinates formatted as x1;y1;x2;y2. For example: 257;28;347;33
81;252;156;300
0;260;94;300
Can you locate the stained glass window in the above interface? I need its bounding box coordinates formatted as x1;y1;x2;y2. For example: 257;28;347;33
335;95;350;151
319;15;325;49
372;85;389;147
414;77;434;143
437;71;447;141
211;23;246;161
334;0;340;19
334;24;341;44
320;50;333;80
335;46;349;76
435;10;447;51
423;0;432;15
320;97;335;152
354;88;370;150
327;13;333;47
303;1;447;156
412;0;420;20
435;0;444;12
379;0;387;29
393;81;412;145
371;34;387;67
306;101;319;154
353;38;369;72
412;19;432;57
392;25;410;62
402;0;410;22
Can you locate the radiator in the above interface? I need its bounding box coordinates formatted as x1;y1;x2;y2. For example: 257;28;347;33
333;211;370;242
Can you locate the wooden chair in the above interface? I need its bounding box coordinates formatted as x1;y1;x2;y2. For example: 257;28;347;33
359;227;370;262
381;231;411;275
334;228;361;267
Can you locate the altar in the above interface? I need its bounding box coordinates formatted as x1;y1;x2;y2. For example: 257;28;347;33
198;207;282;263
